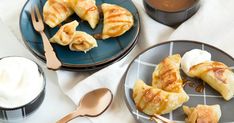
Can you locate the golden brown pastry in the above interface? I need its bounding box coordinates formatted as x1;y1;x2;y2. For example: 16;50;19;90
189;61;234;100
43;0;74;28
183;105;221;123
50;20;79;46
152;54;184;93
133;80;189;115
133;54;189;115
69;31;97;52
68;0;99;29
101;3;134;39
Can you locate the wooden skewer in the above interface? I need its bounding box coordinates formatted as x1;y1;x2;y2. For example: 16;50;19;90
152;114;176;123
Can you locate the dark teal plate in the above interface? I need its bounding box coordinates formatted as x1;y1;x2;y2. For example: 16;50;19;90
31;35;138;71
20;0;140;68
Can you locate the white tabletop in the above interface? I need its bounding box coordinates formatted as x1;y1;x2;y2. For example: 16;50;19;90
3;0;234;123
0;0;91;123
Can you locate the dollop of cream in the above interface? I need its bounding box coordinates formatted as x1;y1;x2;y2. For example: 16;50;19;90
181;49;211;77
0;57;44;108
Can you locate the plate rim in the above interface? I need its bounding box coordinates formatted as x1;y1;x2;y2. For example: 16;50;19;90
19;0;141;68
28;34;139;71
123;40;234;122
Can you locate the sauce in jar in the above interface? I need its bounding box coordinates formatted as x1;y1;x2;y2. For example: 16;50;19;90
146;0;196;12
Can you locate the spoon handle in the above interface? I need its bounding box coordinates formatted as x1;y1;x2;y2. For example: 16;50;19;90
57;110;84;123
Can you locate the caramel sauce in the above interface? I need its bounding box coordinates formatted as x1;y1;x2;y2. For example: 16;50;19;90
57;23;62;27
183;78;204;93
93;33;103;40
142;91;161;110
212;61;225;66
81;6;97;19
136;88;151;111
98;6;104;18
53;3;68;15
182;78;194;87
195;83;204;93
106;12;130;20
159;68;179;92
72;42;89;51
182;78;188;86
104;25;126;37
146;0;196;12
137;88;167;113
161;71;177;83
213;68;227;84
200;67;227;84
157;94;169;114
190;62;228;84
188;82;195;88
189;62;203;71
73;35;82;41
159;68;172;78
44;12;57;23
44;2;68;24
106;20;132;23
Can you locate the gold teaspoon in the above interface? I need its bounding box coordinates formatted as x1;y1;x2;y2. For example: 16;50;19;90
57;88;113;123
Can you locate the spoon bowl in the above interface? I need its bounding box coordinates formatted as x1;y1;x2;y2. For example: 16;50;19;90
79;88;113;116
57;88;113;123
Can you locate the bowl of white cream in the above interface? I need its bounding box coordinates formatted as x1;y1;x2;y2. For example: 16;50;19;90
0;56;45;121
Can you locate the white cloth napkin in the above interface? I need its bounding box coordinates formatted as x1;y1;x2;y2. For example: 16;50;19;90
57;0;234;122
169;0;234;57
57;0;174;123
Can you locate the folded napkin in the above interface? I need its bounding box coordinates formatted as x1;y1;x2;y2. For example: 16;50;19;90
58;0;234;122
169;0;234;57
57;0;173;123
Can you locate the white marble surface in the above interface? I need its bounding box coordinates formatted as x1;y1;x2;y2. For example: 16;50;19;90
0;0;173;122
1;0;234;123
0;0;90;123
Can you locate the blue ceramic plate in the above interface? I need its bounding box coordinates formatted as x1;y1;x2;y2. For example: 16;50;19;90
124;40;234;123
20;0;140;68
31;36;137;71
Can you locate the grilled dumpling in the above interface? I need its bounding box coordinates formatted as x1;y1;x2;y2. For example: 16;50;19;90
101;3;134;39
152;54;184;93
189;61;234;101
68;0;99;29
69;31;97;52
133;55;189;115
133;80;189;115
43;0;74;28
50;20;79;46
183;105;221;123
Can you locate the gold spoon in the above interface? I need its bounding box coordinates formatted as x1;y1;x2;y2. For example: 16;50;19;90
57;88;113;123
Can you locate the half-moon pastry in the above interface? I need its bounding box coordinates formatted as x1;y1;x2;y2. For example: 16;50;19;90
68;0;99;29
69;31;97;52
183;105;221;123
101;3;134;39
181;49;234;100
50;20;79;46
133;80;189;115
43;0;74;28
181;49;211;77
152;54;184;93
189;61;234;100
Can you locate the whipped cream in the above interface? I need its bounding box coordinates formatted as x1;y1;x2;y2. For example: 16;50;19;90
181;49;211;77
0;57;44;108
